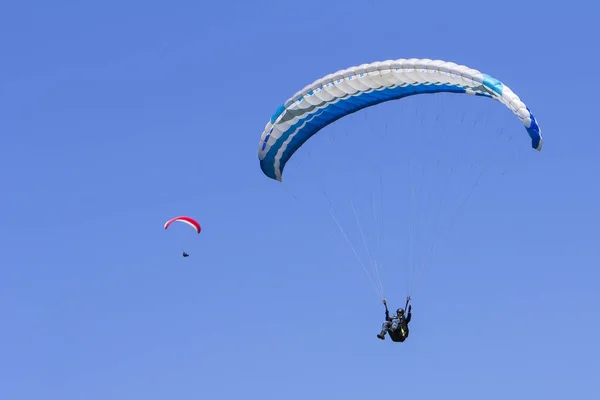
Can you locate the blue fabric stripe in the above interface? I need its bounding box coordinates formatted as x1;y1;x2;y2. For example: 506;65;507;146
525;106;542;150
482;74;504;96
270;104;286;124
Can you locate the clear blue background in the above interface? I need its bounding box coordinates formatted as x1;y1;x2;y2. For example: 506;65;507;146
1;0;598;399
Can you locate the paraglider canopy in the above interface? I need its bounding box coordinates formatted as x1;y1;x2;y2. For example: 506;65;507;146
258;57;542;182
164;216;201;234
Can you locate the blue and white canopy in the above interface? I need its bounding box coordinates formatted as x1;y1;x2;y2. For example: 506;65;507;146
258;58;542;181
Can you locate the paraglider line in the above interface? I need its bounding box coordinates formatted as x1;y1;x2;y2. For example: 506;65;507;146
412;168;486;296
329;208;384;299
351;200;384;296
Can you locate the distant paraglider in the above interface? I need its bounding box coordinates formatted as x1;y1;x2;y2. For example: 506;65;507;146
164;216;201;257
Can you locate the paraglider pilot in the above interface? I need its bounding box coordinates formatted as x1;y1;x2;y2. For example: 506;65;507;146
377;297;411;342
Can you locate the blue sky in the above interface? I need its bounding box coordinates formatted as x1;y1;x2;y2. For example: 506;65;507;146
1;0;599;398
